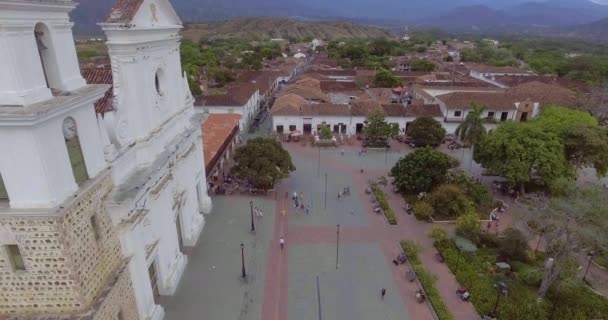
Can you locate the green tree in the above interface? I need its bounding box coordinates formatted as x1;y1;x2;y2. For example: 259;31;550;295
474;122;571;193
429;184;472;219
497;228;529;261
390;147;456;194
319;125;332;139
406;116;446;147
412;201;434;221
411;59;436;72
208;67;235;86
455;103;487;169
564;124;608;176
231;138;295;191
373;68;401;88
534;106;608;176
363;111;399;147
538;185;608;297
456;209;481;243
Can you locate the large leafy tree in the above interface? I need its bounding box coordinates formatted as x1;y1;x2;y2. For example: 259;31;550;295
429;184;472;219
534;106;608;176
390;147;457;194
231;138;295;191
406;116;446;147
363;112;399;147
537;185;608;298
563;124;608;176
474;122;571;193
373;68;401;88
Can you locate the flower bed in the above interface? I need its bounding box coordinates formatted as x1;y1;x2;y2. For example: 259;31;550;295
371;183;397;225
400;241;453;320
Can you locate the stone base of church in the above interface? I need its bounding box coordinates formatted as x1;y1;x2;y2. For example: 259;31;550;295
160;252;187;296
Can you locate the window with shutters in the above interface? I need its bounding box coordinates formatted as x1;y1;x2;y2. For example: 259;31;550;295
6;245;25;271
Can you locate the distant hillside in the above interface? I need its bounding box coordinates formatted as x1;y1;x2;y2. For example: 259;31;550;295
181;18;393;41
550;17;608;42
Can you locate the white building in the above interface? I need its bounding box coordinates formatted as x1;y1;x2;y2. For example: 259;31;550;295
97;0;212;318
0;0;212;319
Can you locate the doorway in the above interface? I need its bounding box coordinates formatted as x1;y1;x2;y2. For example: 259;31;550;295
148;262;160;304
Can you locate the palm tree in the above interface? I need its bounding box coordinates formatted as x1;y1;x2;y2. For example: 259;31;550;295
455;103;487;170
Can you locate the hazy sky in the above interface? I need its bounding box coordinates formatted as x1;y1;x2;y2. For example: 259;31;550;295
589;0;608;4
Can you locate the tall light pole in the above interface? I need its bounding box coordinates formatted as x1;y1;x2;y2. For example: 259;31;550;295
249;201;255;232
583;251;596;282
491;282;508;318
324;173;328;209
241;243;246;279
336;224;340;270
534;228;545;253
317;146;321;177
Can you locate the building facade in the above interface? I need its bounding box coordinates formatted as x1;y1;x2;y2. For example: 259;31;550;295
0;0;211;319
0;1;138;318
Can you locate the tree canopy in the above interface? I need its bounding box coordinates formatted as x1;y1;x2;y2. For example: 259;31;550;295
406;116;446;147
455;103;487;147
390;147;457;194
373;68;401;88
475;122;571;193
363;112;399;147
231;138;295;190
410;59;436;72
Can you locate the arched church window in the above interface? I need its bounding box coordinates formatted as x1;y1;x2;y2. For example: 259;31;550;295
155;69;165;96
62;117;88;185
0;173;8;201
34;23;60;91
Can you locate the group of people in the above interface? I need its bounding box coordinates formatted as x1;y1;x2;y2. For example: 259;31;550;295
253;206;264;220
358;147;368;156
338;186;351;199
287;191;310;214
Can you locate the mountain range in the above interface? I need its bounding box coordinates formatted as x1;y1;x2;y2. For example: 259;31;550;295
72;0;608;40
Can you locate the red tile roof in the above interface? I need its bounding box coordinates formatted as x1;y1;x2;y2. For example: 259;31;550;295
201;114;241;175
81;67;114;115
105;0;144;24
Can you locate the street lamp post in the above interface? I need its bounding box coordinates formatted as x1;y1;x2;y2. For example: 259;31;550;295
534;228;545;253
317;146;321;177
384;145;388;165
455;249;462;276
583;251;596;282
241;243;246;279
491;282;508;317
336;224;340;270
324;172;328;209
250;201;255;232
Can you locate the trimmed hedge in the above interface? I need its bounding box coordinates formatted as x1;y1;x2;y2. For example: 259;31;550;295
400;241;454;320
371;183;397;225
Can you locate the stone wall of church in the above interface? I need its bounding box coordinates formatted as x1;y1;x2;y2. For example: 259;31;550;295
0;173;126;316
60;173;123;305
90;262;139;320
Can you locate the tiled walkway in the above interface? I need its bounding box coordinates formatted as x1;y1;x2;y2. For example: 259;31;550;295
164;143;481;320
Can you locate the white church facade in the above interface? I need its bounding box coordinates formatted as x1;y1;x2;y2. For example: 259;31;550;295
0;0;211;319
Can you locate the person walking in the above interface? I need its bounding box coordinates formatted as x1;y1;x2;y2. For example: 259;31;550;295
346;186;350;196
338;191;341;200
341;148;345;156
306;204;310;215
279;237;285;250
381;288;387;300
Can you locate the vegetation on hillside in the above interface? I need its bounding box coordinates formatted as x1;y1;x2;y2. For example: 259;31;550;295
181;18;393;42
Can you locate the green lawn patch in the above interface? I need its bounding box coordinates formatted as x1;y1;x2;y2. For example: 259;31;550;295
400;241;454;320
371;183;397;224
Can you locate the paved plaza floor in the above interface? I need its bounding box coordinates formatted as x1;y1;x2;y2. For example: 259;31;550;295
164;142;479;320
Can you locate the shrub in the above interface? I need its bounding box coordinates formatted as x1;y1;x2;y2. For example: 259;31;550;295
478;232;499;248
444;171;492;210
429;184;472;219
412;201;434;221
371;184;397;225
429;227;450;247
456;210;481;243
517;265;543;287
497;228;529;261
400;241;454;320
